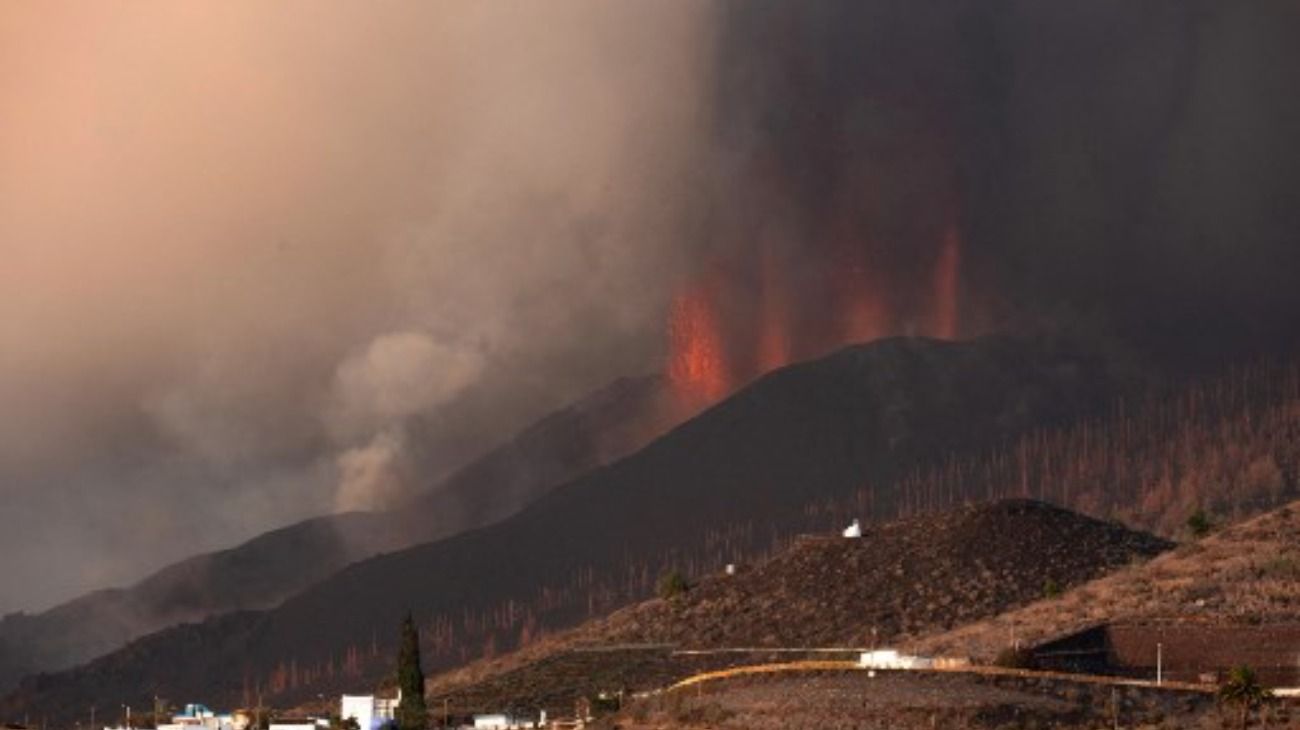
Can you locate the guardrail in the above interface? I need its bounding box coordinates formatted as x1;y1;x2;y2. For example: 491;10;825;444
664;659;1216;694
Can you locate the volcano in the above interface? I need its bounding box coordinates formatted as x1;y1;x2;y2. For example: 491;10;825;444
0;334;1136;722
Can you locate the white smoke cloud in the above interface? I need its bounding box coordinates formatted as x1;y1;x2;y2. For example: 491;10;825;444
333;429;412;512
328;331;485;440
325;331;486;509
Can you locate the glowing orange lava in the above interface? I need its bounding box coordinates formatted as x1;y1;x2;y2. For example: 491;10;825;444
667;223;966;408
666;281;731;405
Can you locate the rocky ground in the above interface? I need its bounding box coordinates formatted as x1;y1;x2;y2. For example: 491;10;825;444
910;500;1300;663
427;500;1172;717
587;499;1171;650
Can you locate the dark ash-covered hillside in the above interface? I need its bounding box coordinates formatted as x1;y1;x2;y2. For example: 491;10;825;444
1;335;1132;722
0;375;674;695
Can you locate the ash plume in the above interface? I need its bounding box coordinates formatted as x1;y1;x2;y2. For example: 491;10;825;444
2;0;1300;615
0;1;714;613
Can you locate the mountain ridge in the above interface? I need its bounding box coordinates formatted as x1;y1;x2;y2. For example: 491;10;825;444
0;334;1135;722
0;374;678;695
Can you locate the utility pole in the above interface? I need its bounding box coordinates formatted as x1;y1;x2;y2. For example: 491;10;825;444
90;705;96;730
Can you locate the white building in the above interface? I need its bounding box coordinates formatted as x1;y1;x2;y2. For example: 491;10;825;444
340;693;398;730
842;520;863;538
158;704;237;730
859;649;933;670
471;712;544;730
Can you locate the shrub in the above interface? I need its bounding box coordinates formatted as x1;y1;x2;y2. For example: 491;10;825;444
1218;664;1273;730
1043;578;1062;599
657;570;690;600
1259;554;1300;580
1188;509;1214;538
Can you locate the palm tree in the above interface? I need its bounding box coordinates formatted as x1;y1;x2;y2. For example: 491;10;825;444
1218;664;1273;730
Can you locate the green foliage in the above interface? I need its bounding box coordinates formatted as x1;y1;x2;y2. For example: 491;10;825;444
1218;664;1272;730
395;613;428;730
1188;508;1214;538
657;570;689;600
1042;578;1062;599
330;717;360;730
1258;554;1300;579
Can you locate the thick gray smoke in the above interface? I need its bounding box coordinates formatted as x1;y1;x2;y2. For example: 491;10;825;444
4;0;1300;615
0;2;713;614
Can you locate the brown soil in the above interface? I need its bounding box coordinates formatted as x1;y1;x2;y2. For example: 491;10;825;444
910;500;1300;663
587;499;1170;649
426;500;1170;716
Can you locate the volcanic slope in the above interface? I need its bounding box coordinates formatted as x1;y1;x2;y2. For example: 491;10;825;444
910;498;1300;663
422;500;1171;717
0;374;675;695
588;499;1172;648
0;335;1133;722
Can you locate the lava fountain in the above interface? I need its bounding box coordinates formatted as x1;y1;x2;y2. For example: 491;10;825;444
666;277;731;407
665;222;967;408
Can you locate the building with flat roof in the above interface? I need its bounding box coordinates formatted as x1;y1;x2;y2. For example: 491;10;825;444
340;693;398;730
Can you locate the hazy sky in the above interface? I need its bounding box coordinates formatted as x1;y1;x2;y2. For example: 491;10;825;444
0;2;714;613
4;0;1300;615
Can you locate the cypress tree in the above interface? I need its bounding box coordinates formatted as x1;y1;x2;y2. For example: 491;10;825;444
395;613;428;730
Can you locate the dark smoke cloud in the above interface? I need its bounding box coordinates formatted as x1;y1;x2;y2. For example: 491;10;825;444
705;0;1300;364
4;0;1299;615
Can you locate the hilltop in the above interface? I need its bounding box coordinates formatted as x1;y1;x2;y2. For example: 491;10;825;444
425;500;1170;716
589;500;1170;648
0;335;1133;721
910;498;1300;662
10;334;1300;723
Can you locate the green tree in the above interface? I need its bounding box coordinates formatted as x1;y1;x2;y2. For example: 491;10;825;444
395;613;428;730
1188;508;1213;538
331;717;360;730
656;571;689;600
1042;578;1062;599
1218;664;1272;730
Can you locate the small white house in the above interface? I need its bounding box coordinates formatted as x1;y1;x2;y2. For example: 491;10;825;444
159;704;236;730
859;649;933;670
340;693;398;730
842;519;863;538
471;713;543;730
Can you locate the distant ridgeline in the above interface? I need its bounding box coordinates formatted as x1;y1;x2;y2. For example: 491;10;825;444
5;339;1300;720
315;353;1300;695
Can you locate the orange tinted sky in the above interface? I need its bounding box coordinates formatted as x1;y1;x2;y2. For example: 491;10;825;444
0;1;712;612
